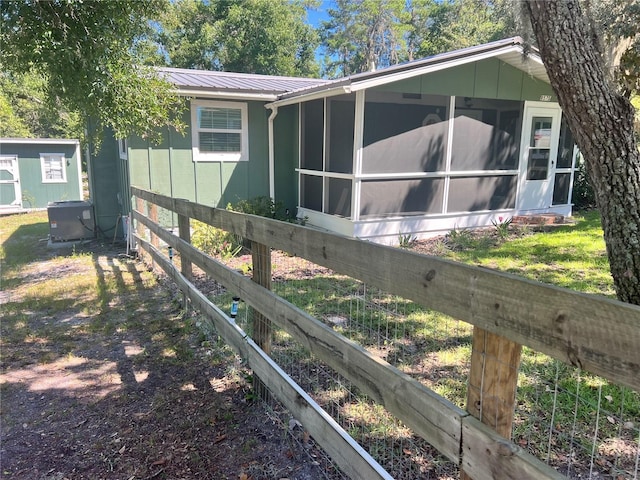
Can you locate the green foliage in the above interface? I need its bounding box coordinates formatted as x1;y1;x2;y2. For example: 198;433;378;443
572;155;597;210
320;0;408;76
320;0;516;77
446;226;478;250
491;216;513;241
0;0;183;140
190;220;242;260
398;232;417;248
157;0;320;76
0;69;84;140
227;196;290;221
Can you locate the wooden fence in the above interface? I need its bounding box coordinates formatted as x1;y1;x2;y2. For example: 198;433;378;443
131;186;640;480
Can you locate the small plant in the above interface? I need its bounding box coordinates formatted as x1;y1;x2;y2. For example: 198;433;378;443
491;216;513;240
398;232;417;248
21;190;36;208
446;226;476;250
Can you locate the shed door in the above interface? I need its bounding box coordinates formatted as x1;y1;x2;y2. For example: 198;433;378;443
517;103;562;210
0;156;22;208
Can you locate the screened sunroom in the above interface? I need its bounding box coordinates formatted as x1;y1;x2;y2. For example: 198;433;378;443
270;39;578;244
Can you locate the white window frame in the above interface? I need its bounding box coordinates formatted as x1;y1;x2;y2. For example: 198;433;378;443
117;138;128;160
40;153;67;183
191;99;249;162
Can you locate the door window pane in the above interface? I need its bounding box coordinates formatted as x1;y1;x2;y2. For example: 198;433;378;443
557;117;575;168
552;172;571;205
526;116;553;180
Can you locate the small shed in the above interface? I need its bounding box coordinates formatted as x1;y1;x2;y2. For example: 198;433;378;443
0;138;83;210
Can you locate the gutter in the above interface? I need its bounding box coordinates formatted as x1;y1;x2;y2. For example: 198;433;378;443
174;89;279;102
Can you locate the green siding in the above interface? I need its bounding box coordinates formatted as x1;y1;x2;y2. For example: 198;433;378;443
372;59;556;102
421;62;476;96
496;61;525;100
87;127;125;237
273;105;299;212
127;99;271;218
473;58;500;98
0;141;81;208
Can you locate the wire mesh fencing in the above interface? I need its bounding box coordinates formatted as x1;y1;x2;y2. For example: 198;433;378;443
192;243;639;480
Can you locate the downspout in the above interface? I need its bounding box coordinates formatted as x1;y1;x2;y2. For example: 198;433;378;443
267;105;279;200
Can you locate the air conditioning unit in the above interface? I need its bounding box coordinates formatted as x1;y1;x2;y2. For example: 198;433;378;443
47;201;95;243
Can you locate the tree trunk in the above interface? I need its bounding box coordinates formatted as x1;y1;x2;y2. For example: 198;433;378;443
524;0;640;304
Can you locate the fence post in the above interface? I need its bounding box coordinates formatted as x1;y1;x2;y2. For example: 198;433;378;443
461;327;522;480
251;241;272;399
177;213;192;279
178;212;192;311
135;197;146;260
149;202;159;249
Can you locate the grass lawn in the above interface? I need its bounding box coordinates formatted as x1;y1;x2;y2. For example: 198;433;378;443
439;210;615;296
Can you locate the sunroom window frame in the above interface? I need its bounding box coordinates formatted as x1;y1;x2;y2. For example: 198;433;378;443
191;99;249;162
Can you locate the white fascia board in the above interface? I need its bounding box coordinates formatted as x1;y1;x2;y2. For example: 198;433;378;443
0;138;80;145
267;86;352;108
349;45;540;92
175;89;279;102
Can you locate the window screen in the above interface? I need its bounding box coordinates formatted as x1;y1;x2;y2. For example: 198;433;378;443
451;98;522;171
447;176;517;212
300;174;323;211
325;177;352;217
360;178;444;217
362;93;449;174
327;96;355;174
301;99;324;171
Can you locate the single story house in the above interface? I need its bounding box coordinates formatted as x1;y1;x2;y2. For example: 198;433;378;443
0;138;83;210
89;37;578;244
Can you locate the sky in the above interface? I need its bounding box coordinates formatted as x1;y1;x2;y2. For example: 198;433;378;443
306;0;332;29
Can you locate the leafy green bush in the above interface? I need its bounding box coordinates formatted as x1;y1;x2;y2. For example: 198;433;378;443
227;196;290;221
190;220;242;260
572;155;597;210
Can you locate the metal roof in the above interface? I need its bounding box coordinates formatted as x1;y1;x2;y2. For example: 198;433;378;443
0;138;80;145
157;67;328;99
157;38;548;104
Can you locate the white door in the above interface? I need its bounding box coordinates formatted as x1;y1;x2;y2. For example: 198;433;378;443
517;103;562;210
0;156;22;208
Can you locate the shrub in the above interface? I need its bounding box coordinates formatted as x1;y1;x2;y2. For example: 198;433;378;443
572;154;597;210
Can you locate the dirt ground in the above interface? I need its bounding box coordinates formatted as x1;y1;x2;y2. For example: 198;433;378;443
0;232;337;479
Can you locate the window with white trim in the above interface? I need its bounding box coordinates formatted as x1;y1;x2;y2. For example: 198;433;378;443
40;153;66;183
191;99;248;162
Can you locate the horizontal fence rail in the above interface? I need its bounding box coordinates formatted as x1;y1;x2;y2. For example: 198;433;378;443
132;187;640;392
135;234;393;480
131;186;640;479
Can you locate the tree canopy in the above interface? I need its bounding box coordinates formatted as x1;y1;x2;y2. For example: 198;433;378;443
1;0;182;140
319;0;516;77
153;0;320;76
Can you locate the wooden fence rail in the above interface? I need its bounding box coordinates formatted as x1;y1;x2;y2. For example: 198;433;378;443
131;187;640;479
